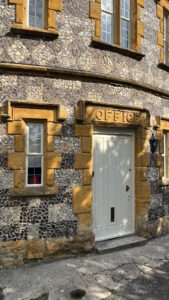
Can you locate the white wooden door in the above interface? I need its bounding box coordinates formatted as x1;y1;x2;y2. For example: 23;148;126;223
93;128;135;241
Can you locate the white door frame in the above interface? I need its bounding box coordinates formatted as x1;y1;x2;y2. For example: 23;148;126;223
92;127;135;242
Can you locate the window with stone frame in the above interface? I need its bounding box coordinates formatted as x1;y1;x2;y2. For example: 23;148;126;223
8;0;62;38
89;0;145;54
4;100;67;197
157;1;169;66
101;0;131;48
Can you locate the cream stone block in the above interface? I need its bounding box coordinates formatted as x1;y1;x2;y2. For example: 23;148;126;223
8;121;23;135
137;20;144;37
27;239;44;259
47;122;62;136
83;169;92;186
48;0;62;11
48;10;56;28
137;0;144;8
81;137;92;153
47;136;54;152
157;4;163;19
47;169;55;186
14;170;25;189
45;237;67;257
14;135;24;152
75;124;93;137
73;186;92;213
75;153;92;169
47;152;61;169
77;213;92;235
157;32;164;46
89;1;101;20
8;152;25;170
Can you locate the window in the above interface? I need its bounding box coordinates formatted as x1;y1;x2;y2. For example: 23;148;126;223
90;0;144;55
27;0;44;29
26;123;43;186
9;0;62;37
101;0;131;48
163;12;168;64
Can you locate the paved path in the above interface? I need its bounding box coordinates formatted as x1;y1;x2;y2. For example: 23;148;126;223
1;234;169;300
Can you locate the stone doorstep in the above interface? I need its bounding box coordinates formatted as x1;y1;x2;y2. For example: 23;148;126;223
95;235;147;254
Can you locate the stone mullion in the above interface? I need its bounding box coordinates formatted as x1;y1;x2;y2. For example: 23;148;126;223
114;0;120;45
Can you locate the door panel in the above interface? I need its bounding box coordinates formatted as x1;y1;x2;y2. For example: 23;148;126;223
93;129;135;241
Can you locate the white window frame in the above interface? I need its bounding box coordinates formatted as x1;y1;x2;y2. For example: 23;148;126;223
26;123;44;187
121;0;131;49
162;132;168;179
101;0;114;44
27;0;45;29
164;13;168;64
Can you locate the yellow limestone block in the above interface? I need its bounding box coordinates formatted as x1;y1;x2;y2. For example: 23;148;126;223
73;186;92;213
8;152;25;170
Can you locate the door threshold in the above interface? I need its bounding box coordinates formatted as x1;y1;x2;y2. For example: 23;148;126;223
95;234;147;254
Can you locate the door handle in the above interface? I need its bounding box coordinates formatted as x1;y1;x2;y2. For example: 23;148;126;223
126;185;130;192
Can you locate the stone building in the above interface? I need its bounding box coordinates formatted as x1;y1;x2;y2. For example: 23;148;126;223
0;0;169;266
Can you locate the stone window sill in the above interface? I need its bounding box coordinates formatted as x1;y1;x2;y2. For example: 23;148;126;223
10;24;59;39
10;186;58;197
91;37;145;61
158;62;169;72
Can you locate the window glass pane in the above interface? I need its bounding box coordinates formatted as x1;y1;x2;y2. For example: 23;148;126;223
36;0;43;28
28;155;42;184
101;0;113;13
28;0;43;28
101;12;112;43
164;15;167;64
28;124;42;153
121;0;130;19
29;0;36;27
121;19;129;48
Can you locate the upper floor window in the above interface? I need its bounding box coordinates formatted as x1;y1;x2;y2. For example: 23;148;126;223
101;0;131;49
27;0;44;29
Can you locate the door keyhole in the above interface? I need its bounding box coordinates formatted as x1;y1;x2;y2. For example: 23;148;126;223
126;185;130;192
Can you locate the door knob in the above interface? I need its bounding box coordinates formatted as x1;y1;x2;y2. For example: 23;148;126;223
126;185;130;191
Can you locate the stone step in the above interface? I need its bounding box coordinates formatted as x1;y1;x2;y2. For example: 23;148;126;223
95;235;147;254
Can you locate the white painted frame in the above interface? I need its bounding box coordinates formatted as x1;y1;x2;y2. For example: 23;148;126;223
27;0;45;29
93;127;135;241
26;123;44;187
